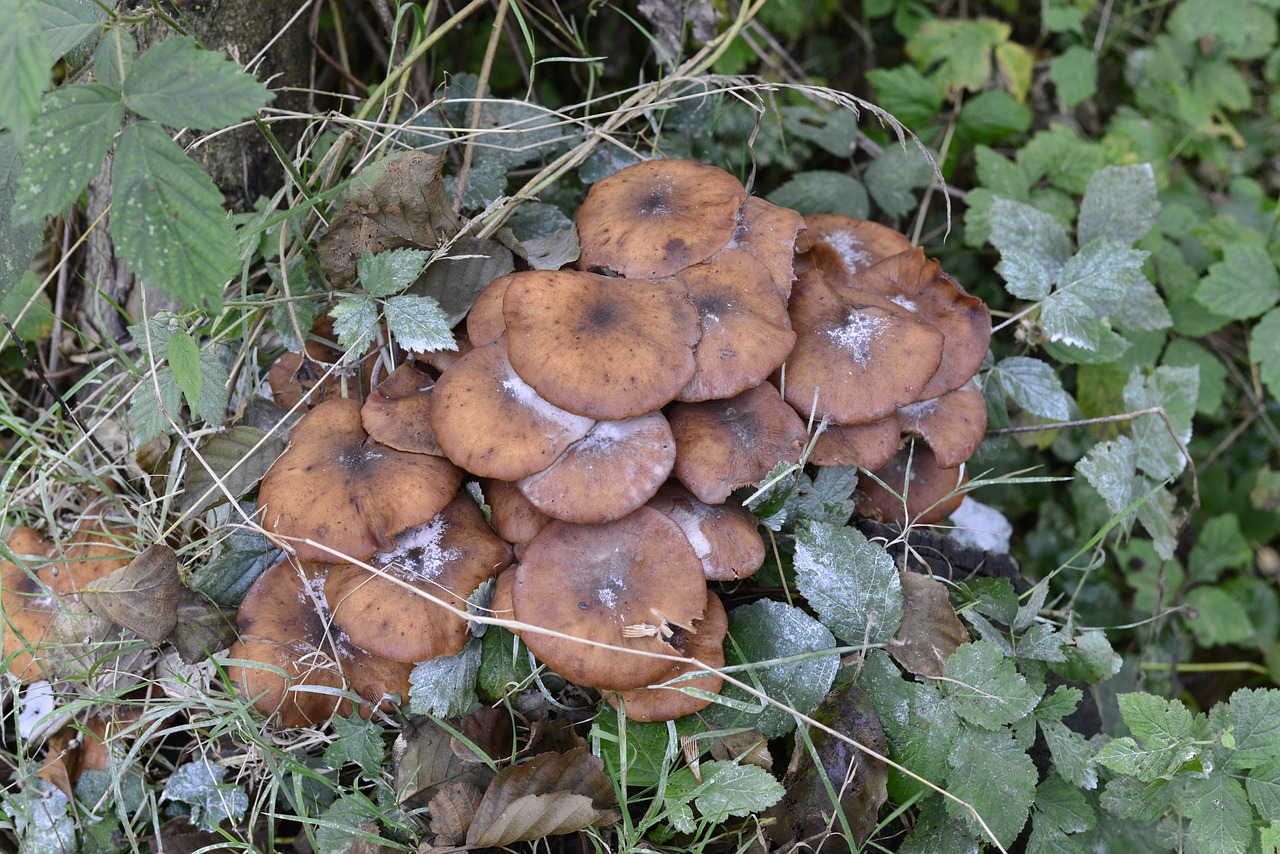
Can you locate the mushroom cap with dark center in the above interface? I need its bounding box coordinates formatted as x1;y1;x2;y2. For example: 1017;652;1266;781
258;397;464;563
517;412;676;524
857;441;968;527
607;591;728;722
781;266;944;425
512;507;708;691
732;197;806;301
896;378;988;469
809;417;902;471
503;270;701;419
326;494;513;663
430;337;596;480
663;251;796;403
466;274;514;348
482;478;553;547
1;527;57;683
668;382;809;505
361;361;445;456
825;248;991;400
576;159;747;279
647;482;764;581
804;214;913;279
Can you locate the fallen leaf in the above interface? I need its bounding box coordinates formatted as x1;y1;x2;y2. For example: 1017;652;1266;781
887;569;970;678
409;236;514;326
428;781;483;846
168;590;238;663
81;544;181;645
178;427;285;516
392;717;495;809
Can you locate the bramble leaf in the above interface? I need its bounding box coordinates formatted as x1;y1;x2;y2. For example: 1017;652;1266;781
328;295;379;360
408;640;481;718
14;83;122;221
384;294;455;354
942;640;1040;730
1182;774;1254;854
989;198;1072;282
1222;688;1280;771
1123;365;1197;481
357;247;431;298
40;0;110;62
944;727;1037;846
0;136;44;301
123;36;272;130
0;0;52;140
1078;164;1159;248
1076;435;1136;517
1249;308;1280;399
992;356;1072;421
793;520;903;646
1196;243;1280;320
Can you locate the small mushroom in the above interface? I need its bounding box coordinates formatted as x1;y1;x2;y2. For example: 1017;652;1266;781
895;378;988;469
856;441;968;527
361;361;445;456
733;197;807;300
803;214;914;279
647;482;765;582
267;316;377;411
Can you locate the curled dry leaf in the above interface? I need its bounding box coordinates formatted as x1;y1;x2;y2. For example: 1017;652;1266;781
81;544;182;645
392;717;495;809
427;782;484;847
887;570;970;678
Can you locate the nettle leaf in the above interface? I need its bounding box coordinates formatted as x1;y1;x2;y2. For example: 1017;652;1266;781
385;294;455;354
996;249;1051;300
1076;435;1136;517
1249;308;1280;399
324;712;385;772
123;36;272;130
793;520;902;646
1123;365;1197;481
1196;242;1280;320
0;136;44;301
989;197;1072;282
942;640;1040;730
767;170;869;219
408;640;481;718
1223;688;1280;771
1078;164;1159;248
1183;774;1254;854
944;728;1037;846
40;0;110;62
14;84;122;221
161;757;249;833
992;356;1072;421
112;121;237;310
129;365;181;444
357;247;431;298
0;0;52;140
328;294;379;360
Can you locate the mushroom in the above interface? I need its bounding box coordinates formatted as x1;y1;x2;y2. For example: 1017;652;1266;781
268;316;377;411
856;441;968;527
512;507;708;691
325;494;513;664
257;396;464;562
361;361;444;456
647;482;765;582
732;197;807;301
465;273;514;348
1;527;57;683
803;214;914;280
895;378;988;469
502;269;701;420
809;417;903;471
576;159;747;279
482;478;553;551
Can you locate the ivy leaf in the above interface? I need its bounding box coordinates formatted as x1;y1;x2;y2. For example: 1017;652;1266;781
1;780;76;853
328;295;379;360
161;757;249;833
942;640;1040;730
992;356;1073;421
112;120;237;311
996;249;1051;300
408;640;481;718
793;520;903;646
1249;308;1280;399
1196;243;1280;320
988;198;1073;282
944;728;1037;846
0;136;44;302
1123;365;1197;481
1078;164;1159;248
356;247;431;298
0;0;52;141
384;294;455;354
1076;435;1136;517
323;712;386;772
1182;774;1254;854
14;83;123;221
123;36;272;130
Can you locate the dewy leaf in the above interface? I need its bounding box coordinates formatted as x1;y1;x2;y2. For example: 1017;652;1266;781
167;329;203;410
14;83;122;221
112;121;237;311
1249;308;1280;400
123;36;272;130
1123;365;1197;481
988;197;1073;282
1196;242;1280;320
941;640;1040;730
944;727;1037;846
161;757;249;833
40;0;110;62
672;761;784;825
179;426;285;516
1076;435;1136;517
1078;164;1159;248
1223;688;1280;771
328;295;379;361
1183;774;1254;854
793;520;903;646
384;294;455;354
888;570;969;678
466;748;617;847
81;543;181;644
0;135;44;301
323;712;386;772
356;247;431;298
0;0;52;141
992;356;1072;421
408;640;481;718
996;249;1051;300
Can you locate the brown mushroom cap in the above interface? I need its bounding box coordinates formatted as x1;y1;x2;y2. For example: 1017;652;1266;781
502;270;701;420
804;214;914;279
647;482;764;582
809;417;903;471
258;397;464;562
361;361;444;456
733;197;806;301
576;159;747;279
466;274;514;348
607;591;728;722
482;478;553;547
517;412;676;524
664;251;796;403
512;507;708;691
268;316;376;411
326;494;513;664
668;382;809;505
430;337;596;480
781;265;944;425
857;441;968;527
1;527;57;683
489;566;516;622
411;330;472;374
896;378;988;469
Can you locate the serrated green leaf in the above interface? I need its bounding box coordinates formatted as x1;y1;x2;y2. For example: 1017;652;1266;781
1119;692;1196;741
477;627;533;702
1034;774;1095;835
1112;277;1172;332
187;515;279;606
1186;586;1255;646
196;345;229;424
1078;164;1159;248
1056;239;1149;317
1247;760;1280;820
1041;291;1115;351
129;365;181;444
1093;735;1194;782
328;294;378;360
793;520;903;645
1035;686;1082;724
865;143;934;217
1196;243;1280;320
408;640;480;718
669;761;784;824
161;757;249;833
1055;629;1121;683
974;146;1029;200
993;356;1072;421
866;65;944;128
123;36;272;130
1168;0;1277;60
900;796;982;854
385;294;455;354
1183;774;1254;854
14;83;121;221
1135;479;1177;560
0;136;43;301
112;121;236;310
1123;365;1197;480
1048;45;1096;109
1098;773;1174;822
1040;720;1098;789
944;728;1037;845
1076;435;1136;516
356;247;431;297
1016;125;1109;195
996;249;1051;299
179;426;285;516
40;0;109;62
0;0;52;140
989;197;1072;281
93;26;135;90
324;713;385;772
942;640;1040;729
167;329;202;410
1188;514;1251;582
1223;688;1280;771
907;17;1009;93
767;171;869;219
1250;308;1280;399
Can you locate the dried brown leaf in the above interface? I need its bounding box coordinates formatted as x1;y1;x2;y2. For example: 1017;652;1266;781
392;717;495;808
409;237;514;326
427;781;483;846
81;544;181;645
887;570;970;678
168;590;238;663
707;730;773;773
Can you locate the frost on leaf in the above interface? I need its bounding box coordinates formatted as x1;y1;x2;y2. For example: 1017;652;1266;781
794;520;903;646
161;757;249;833
408;639;481;718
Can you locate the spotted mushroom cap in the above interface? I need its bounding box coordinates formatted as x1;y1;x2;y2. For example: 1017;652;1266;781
576;159;747;279
257;397;464;562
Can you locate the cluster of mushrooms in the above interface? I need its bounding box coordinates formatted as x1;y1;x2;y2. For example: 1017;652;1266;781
234;158;991;726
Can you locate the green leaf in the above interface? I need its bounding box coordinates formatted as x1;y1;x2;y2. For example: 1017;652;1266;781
2;780;76;853
93;27;135;90
1118;692;1195;742
907;17;1010;93
356;247;431;298
942;640;1040;730
161;757;249;833
384;294;455;354
0;271;53;345
766;171;869;219
1033;774;1095;835
793;520;903;646
112;121;236;310
1250;308;1280;399
167;329;202;410
957;90;1032;143
315;794;380;853
865;143;934;217
0;0;52;140
667;761;784;824
1078;164;1159;248
1223;689;1280;771
408;640;481;718
328;295;379;360
989;197;1072;281
323;713;385;772
0;135;44;301
993;356;1072;421
1016;125;1109;195
944;727;1037;846
1034;686;1081;724
123;36;272;130
39;0;109;62
1188;514;1252;583
187;515;278;606
866;65;944;128
975;146;1029;200
1183;774;1254;854
1048;45;1097;109
1056;239;1149;316
1248;760;1280;820
196;345;229;425
1196;243;1280;320
1056;629;1121;683
1263;820;1280;853
1123;365;1197;481
996;250;1051;300
1076;436;1136;517
477;626;533;702
1040;720;1098;789
1186;586;1255;646
129;365;181;444
14;83;121;221
1168;0;1277;60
